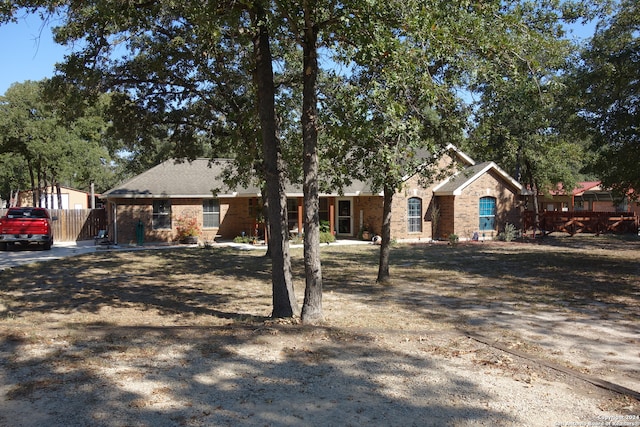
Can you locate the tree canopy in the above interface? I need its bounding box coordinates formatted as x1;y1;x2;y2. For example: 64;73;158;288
0;0;627;320
464;0;610;214
575;0;639;198
0;80;116;205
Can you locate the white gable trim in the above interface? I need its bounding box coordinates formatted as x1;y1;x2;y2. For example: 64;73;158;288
433;162;526;196
444;143;476;166
401;144;476;183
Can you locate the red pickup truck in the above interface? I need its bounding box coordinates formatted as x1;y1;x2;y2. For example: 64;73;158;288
0;207;55;250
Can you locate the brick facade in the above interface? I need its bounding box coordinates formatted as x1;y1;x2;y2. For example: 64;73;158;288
105;151;525;244
387;175;439;241
107;197;262;244
448;170;522;240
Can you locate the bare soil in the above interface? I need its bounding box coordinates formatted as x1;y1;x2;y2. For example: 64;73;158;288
1;235;639;426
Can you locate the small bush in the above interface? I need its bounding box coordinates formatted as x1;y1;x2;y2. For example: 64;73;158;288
448;234;459;246
233;235;252;244
320;220;332;233
498;223;517;242
320;231;336;244
290;235;303;244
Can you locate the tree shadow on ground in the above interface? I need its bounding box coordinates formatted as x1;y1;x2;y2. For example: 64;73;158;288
0;247;273;320
0;323;513;426
1;237;637;424
318;237;640;322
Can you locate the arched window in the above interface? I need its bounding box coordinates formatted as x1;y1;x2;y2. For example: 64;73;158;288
479;197;496;231
408;197;422;233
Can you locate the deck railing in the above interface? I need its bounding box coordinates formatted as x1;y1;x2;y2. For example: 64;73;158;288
523;210;639;236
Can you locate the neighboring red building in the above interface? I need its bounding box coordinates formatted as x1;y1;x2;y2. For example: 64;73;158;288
534;181;638;213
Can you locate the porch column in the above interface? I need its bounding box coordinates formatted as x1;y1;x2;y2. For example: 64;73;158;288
297;197;303;235
329;197;335;235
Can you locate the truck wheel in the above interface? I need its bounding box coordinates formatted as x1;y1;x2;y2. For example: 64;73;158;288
0;242;6;251
43;240;52;250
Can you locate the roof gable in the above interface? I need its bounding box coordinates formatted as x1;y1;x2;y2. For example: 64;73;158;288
432;161;528;196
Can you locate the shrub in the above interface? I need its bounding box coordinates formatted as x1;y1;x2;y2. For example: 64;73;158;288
320;231;336;244
290;235;303;244
175;215;201;240
498;223;517;242
233;235;252;244
319;220;331;233
448;233;459;246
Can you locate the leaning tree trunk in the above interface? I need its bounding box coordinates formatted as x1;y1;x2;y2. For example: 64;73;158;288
377;183;394;283
300;10;323;324
252;3;298;318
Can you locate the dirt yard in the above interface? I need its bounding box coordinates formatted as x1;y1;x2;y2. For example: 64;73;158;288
1;235;639;426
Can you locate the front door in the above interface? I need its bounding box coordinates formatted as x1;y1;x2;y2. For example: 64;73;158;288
336;198;353;236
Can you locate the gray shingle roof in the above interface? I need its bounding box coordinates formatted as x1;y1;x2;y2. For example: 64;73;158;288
104;147;526;199
103;158;376;199
432;161;528;195
103;159;262;198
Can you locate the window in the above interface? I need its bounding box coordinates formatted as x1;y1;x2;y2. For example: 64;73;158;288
479;197;496;231
152;200;171;229
287;198;299;232
407;197;422;233
203;199;220;228
337;199;352;234
319;198;329;223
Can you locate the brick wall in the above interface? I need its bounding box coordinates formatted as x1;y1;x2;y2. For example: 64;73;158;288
108;197;260;244
388;174;439;241
353;196;384;236
218;197;260;239
436;196;455;239
451;170;522;240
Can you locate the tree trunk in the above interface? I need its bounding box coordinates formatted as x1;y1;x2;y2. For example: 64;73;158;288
530;179;541;237
300;9;323;324
56;180;63;209
252;3;298;318
9;189;19;208
261;190;272;258
524;162;541;238
377;183;394;283
40;168;47;208
28;162;36;207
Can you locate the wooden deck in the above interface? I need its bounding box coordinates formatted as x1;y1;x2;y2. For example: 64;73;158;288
523;211;639;236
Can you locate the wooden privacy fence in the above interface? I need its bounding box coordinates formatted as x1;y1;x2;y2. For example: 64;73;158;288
523;211;639;236
0;208;106;242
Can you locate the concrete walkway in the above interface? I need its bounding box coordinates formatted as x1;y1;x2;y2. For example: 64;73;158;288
0;240;100;271
0;238;377;270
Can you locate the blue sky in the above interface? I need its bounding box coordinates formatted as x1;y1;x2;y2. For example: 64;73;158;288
0;14;69;95
0;14;597;97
